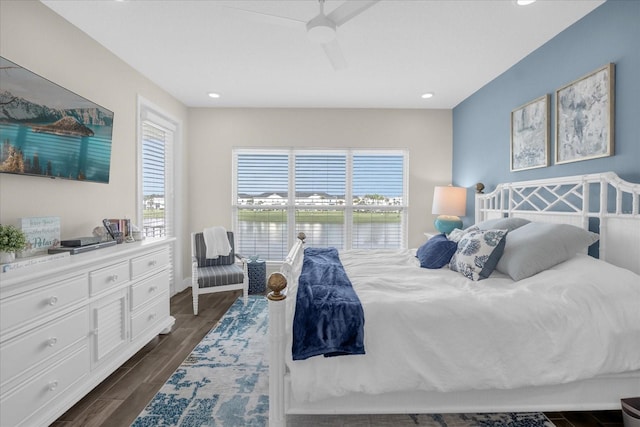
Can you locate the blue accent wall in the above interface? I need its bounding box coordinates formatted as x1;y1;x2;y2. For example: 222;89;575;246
452;0;640;226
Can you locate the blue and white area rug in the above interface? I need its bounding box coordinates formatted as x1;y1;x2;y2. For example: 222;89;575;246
132;296;554;427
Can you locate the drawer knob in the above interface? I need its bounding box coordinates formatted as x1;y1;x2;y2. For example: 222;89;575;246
149;286;157;293
48;296;58;306
48;380;59;391
47;337;58;347
109;274;119;282
148;260;157;266
149;312;157;321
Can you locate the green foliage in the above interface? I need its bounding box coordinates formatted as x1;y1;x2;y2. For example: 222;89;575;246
0;224;27;252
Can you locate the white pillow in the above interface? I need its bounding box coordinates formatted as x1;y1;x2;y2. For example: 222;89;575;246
476;217;530;232
496;222;599;281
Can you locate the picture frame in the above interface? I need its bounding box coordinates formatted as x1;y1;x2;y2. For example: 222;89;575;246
510;94;550;171
0;56;114;183
555;63;615;165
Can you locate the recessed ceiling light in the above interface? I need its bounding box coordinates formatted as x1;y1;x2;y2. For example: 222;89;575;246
421;92;434;99
516;0;536;5
208;92;221;99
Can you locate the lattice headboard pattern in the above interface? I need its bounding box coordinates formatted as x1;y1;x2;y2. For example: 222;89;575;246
475;172;640;274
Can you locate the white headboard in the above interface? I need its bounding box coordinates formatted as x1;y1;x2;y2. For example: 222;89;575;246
475;172;640;275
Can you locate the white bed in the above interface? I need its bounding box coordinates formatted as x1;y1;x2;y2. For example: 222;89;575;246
267;172;640;427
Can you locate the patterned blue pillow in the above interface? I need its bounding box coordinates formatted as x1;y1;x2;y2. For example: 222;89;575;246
449;229;508;281
416;233;458;269
448;226;479;243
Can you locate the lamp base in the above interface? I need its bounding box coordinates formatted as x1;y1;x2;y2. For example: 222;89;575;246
434;216;463;234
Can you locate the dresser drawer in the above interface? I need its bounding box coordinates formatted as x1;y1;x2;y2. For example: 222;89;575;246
1;308;88;385
0;344;89;427
131;294;169;340
0;275;88;333
130;270;170;311
131;248;169;279
89;261;130;295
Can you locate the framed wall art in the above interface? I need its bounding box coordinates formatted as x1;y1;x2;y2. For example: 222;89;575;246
0;56;114;183
555;63;615;165
510;94;549;171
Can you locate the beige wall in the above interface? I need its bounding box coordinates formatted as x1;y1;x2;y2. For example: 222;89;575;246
188;108;453;250
0;1;189;285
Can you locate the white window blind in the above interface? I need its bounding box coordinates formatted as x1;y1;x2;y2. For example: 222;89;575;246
235;152;289;260
233;149;407;261
352;154;405;249
295;153;346;248
141;121;173;238
139;103;176;292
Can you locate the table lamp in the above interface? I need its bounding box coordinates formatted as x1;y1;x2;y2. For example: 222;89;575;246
432;185;467;234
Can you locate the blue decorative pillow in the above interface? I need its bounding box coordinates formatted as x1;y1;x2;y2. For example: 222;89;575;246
416;233;458;269
449;229;508;281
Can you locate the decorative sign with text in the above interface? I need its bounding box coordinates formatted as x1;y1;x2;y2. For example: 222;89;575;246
18;216;61;257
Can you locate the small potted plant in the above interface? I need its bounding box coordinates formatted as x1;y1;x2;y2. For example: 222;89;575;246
0;224;27;264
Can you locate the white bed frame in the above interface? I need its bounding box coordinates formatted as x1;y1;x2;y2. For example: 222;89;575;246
267;172;640;427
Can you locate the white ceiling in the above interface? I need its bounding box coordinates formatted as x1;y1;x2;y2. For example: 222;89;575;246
41;0;604;109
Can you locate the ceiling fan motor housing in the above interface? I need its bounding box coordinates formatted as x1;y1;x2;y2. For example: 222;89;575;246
307;14;337;43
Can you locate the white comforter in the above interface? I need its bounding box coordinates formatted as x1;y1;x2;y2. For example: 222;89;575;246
285;250;640;402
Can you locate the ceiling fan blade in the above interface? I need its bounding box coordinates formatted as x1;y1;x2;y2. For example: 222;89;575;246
327;0;380;27
218;5;306;30
321;39;347;70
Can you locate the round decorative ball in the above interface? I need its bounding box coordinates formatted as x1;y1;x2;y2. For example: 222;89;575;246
267;272;287;301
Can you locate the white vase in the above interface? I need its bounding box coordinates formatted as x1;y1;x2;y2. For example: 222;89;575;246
0;251;15;264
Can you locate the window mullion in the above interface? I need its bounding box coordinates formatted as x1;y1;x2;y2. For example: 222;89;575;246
288;150;296;249
345;150;353;250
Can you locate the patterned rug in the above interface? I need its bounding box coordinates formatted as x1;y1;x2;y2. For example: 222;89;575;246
132;296;554;427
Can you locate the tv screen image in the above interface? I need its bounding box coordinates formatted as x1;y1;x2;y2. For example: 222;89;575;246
0;56;114;183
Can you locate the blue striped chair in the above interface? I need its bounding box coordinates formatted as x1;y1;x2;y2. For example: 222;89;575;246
191;231;248;315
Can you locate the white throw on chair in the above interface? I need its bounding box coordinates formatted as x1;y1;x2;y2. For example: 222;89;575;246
191;230;248;315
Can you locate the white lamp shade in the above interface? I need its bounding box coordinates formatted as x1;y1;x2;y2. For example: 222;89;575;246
432;186;467;216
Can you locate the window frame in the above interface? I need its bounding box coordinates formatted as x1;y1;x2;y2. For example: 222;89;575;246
232;148;408;261
137;96;181;294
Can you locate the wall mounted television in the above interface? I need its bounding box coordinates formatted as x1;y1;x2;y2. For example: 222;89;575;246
0;56;114;184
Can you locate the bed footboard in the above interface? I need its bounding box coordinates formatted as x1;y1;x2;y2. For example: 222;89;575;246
267;272;287;427
268;232;306;427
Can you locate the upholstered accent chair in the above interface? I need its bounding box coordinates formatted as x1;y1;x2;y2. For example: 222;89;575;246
191;231;248;315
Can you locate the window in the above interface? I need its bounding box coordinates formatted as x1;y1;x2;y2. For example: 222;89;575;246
139;115;174;239
233;149;407;261
138;100;179;292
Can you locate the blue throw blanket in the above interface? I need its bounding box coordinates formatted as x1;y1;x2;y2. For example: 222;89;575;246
292;247;365;361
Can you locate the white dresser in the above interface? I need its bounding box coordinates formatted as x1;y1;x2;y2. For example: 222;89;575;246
0;238;176;427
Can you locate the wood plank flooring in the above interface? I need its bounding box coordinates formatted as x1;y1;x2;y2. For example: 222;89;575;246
51;288;625;427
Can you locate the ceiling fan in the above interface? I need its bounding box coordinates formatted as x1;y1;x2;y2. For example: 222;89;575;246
222;0;380;70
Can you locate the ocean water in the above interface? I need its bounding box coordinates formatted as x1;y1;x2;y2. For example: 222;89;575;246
0;122;112;183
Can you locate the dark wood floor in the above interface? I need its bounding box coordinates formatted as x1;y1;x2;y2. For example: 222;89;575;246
51;288;624;427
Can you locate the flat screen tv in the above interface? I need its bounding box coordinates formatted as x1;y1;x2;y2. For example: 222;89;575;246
0;56;114;183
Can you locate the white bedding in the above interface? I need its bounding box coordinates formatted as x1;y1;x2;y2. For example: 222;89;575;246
285;249;640;402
